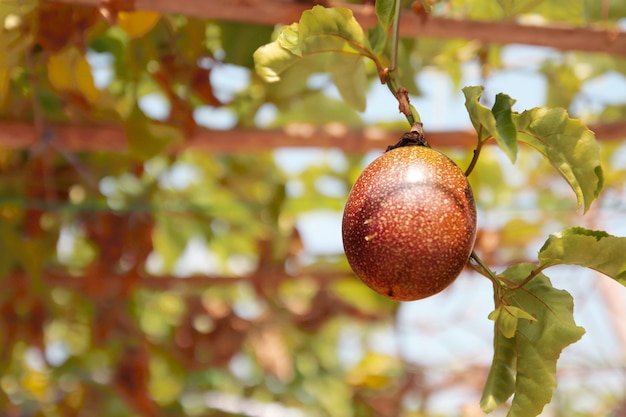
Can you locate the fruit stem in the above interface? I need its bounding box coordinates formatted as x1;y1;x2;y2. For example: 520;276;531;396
384;73;422;125
386;123;430;151
469;251;501;290
464;139;483;177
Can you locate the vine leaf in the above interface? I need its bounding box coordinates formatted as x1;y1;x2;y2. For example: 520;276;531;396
277;23;301;54
253;6;374;111
253;30;300;83
48;46;101;104
463;87;603;213
375;0;398;30
538;227;626;286
488;305;536;339
368;22;387;55
116;11;160;39
396;39;421;95
481;263;585;417
125;105;182;161
514;107;603;213
482;303;535;413
219;22;276;68
463;86;518;162
492;93;517;152
328;53;367;111
298;6;371;55
480;323;516;413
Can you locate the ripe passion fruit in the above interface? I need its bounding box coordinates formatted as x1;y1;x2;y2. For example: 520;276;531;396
342;130;477;301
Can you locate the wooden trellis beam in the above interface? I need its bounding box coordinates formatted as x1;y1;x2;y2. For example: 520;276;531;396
1;120;624;153
49;0;626;57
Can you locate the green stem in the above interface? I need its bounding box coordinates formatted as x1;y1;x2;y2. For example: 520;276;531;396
470;251;505;307
408;104;421;124
390;0;402;72
464;138;484;177
384;75;418;125
470;251;500;288
379;0;422;127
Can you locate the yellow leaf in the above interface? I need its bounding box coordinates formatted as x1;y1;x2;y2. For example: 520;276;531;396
0;68;9;108
21;370;51;401
346;353;401;388
117;11;160;38
75;54;99;103
48;47;100;103
149;355;183;406
48;48;76;91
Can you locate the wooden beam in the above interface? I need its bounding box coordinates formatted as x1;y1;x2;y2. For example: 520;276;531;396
48;0;626;56
1;120;624;153
0;121;472;152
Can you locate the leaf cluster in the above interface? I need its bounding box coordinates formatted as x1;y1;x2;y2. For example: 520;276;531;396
254;2;625;417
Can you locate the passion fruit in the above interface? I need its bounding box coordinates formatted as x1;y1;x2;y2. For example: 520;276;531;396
342;130;477;301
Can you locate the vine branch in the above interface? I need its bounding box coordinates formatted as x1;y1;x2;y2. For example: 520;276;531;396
381;0;422;126
465;133;486;176
390;0;401;72
469;251;501;290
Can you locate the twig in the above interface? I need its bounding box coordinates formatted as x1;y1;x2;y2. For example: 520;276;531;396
464;134;484;176
381;0;422;126
469;251;500;289
390;0;401;72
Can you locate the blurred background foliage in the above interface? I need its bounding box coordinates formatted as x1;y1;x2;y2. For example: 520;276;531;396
0;0;625;416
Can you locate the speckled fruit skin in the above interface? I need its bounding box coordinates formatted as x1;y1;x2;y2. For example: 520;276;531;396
342;145;477;301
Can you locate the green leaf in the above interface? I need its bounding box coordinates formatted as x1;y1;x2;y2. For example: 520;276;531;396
277;23;301;55
152;213;212;272
299;6;371;56
253;38;300;83
265;54;327;99
367;22;387;55
125;105;183;161
328;53;367;112
271;91;363;128
331;278;395;315
0;68;10;108
375;0;397;30
254;6;375;84
495;263;585;417
541;60;582;109
20;238;54;293
219;22;274;68
481;324;516;413
492;93;518;160
0;221;20;278
513;107;603;212
489;305;536;339
463;86;518;162
482;303;537;413
178;18;208;63
584;0;626;22
538;227;626;286
397;39;421;96
463;86;492;141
